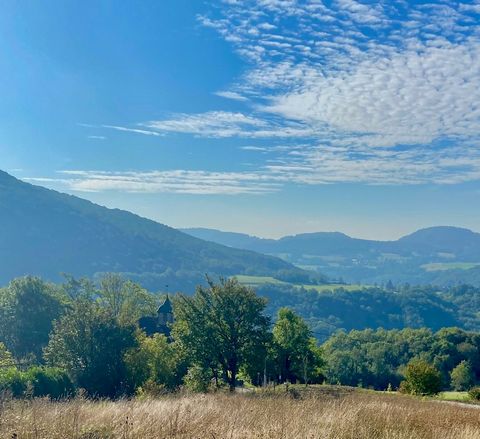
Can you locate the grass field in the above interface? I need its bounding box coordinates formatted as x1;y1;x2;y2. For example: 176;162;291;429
421;262;480;272
235;275;366;292
1;389;479;438
437;391;471;401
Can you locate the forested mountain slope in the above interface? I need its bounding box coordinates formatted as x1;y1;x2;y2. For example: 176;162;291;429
0;171;308;291
183;227;480;286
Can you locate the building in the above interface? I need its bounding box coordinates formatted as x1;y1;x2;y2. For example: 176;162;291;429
139;295;174;337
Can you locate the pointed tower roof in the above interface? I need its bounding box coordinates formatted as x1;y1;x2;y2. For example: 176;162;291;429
157;295;173;314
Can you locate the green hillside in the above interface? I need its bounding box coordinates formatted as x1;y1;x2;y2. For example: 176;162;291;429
183;227;480;286
0;171;310;291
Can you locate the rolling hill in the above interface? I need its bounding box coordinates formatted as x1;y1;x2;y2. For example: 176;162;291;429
0;171;310;291
182;227;480;286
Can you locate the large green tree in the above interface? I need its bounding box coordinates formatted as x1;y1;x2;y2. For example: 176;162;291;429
98;273;157;325
125;332;186;393
450;360;474;391
174;277;270;391
273;308;323;384
44;299;137;397
400;359;443;395
0;276;65;361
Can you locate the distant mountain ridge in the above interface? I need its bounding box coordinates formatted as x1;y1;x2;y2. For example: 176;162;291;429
0;171;310;291
182;226;480;286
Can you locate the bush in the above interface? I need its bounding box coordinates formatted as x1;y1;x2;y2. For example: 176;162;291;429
183;365;212;393
0;367;74;399
450;361;474;391
400;359;442;396
25;367;74;399
0;368;28;397
468;387;480;401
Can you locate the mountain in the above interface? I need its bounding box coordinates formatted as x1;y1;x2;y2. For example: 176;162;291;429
182;226;480;286
0;171;310;291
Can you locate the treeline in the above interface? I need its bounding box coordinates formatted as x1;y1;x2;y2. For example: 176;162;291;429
258;283;480;340
0;275;322;398
1;275;479;399
323;327;480;391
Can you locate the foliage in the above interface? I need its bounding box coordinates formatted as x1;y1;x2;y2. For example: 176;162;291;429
400;359;442;395
450;360;474;391
258;283;480;341
44;299;137;398
0;276;66;360
183;365;213;393
468;386;480;401
272;308;323;383
0;368;28;397
322;327;480;390
98;274;157;325
125;332;186;392
0;366;72;398
0;342;15;368
24;366;74;398
173;277;270;391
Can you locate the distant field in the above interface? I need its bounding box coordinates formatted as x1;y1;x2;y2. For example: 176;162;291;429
437;391;470;401
234;275;366;292
421;262;480;272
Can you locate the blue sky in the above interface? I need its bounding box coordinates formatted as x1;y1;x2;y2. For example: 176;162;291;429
1;0;480;239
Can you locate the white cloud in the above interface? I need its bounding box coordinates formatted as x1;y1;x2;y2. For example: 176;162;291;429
214;91;249;101
142;111;315;138
49;170;281;195
87;0;480;192
102;125;162;136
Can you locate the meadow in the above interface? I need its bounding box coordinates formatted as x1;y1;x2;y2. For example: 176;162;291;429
421;262;480;272
1;389;479;439
235;275;366;292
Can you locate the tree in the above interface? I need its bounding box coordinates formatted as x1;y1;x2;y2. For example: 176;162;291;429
400;359;442;395
44;299;137;397
450;360;474;391
173;277;270;391
0;342;15;368
125;332;186;393
0;276;65;361
272;308;322;383
98;274;157;325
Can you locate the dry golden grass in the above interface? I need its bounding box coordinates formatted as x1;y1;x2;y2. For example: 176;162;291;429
0;389;479;439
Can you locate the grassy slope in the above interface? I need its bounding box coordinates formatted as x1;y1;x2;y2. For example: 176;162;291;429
234;274;366;292
422;262;480;272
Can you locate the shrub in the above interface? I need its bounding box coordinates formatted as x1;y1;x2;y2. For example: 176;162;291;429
25;367;74;399
468;387;480;401
400;359;442;396
450;361;474;391
183;365;212;393
0;367;74;399
0;368;28;397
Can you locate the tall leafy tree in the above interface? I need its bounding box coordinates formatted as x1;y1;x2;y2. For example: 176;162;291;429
450;360;474;391
174;277;270;391
0;342;14;368
273;308;323;383
44;299;137;397
125;332;186;392
0;276;65;361
98;274;157;325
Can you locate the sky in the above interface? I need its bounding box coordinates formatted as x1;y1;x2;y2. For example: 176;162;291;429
1;0;480;240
